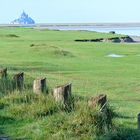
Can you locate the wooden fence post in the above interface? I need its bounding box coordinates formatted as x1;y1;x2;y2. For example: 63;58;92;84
88;94;107;109
13;72;24;90
53;83;72;106
0;68;7;78
33;78;47;94
138;113;140;129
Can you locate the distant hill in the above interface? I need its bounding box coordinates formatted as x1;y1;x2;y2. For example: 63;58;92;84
11;11;35;24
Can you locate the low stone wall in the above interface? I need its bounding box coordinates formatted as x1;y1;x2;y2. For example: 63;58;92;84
75;36;134;43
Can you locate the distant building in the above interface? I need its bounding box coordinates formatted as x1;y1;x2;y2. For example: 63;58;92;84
11;11;35;24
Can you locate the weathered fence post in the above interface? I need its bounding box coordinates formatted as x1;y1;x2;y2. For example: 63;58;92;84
33;78;47;94
0;68;7;78
88;94;107;109
138;113;140;129
53;83;72;107
13;72;24;90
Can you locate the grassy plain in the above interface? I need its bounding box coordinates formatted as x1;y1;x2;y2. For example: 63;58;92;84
0;27;140;139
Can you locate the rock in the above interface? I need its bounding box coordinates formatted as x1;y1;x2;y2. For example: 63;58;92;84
102;37;121;43
0;68;7;78
13;72;24;90
88;94;107;108
109;31;115;34
75;36;133;43
11;11;35;24
53;83;72;105
33;78;47;94
102;38;112;42
120;36;134;43
111;38;121;43
102;38;111;42
102;38;108;42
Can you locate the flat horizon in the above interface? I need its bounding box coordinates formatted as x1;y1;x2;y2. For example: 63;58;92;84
2;22;140;25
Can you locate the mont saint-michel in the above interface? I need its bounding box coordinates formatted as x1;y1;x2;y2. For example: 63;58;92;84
11;11;35;24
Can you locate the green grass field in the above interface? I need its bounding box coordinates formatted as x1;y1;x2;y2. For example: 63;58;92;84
0;27;140;139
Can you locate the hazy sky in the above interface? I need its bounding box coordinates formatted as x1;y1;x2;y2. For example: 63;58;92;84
1;0;140;23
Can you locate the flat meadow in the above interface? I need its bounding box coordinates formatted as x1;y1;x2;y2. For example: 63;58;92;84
0;27;140;139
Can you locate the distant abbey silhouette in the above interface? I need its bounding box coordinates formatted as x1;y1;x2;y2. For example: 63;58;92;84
11;11;35;24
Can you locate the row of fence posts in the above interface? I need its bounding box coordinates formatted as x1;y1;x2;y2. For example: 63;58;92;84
1;68;140;129
0;68;72;107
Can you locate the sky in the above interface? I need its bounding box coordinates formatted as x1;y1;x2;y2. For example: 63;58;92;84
0;0;140;23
